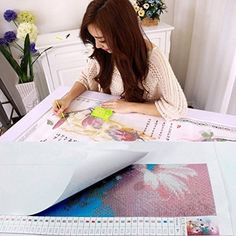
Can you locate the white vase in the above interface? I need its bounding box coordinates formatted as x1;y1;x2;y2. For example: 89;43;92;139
16;81;39;113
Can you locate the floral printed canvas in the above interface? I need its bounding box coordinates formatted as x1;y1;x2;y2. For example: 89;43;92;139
39;164;216;217
16;92;236;142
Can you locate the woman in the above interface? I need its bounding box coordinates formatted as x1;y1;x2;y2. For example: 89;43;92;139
53;0;187;120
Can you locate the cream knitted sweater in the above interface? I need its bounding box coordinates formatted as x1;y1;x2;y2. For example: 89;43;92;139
77;47;187;120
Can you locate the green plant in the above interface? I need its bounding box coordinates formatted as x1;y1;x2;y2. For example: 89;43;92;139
132;0;167;21
0;10;51;84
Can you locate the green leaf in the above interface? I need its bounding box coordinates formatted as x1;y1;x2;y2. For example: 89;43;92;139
31;46;52;66
28;48;34;80
0;45;23;77
20;34;31;82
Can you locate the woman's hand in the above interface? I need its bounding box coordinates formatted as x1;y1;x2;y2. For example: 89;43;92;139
101;99;135;113
52;97;72;116
52;81;87;117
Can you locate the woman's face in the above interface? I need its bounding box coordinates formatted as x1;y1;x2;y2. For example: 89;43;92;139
88;24;111;53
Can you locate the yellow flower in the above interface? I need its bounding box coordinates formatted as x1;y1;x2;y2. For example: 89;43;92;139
143;3;150;9
138;8;145;17
16;11;35;24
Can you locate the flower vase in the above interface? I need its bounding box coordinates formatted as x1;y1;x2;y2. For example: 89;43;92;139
16;81;39;113
141;17;159;27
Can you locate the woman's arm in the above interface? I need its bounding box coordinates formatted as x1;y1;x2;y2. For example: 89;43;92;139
101;100;161;117
53;59;99;115
148;47;187;119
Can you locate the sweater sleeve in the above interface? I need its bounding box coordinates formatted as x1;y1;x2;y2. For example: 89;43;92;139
151;48;187;120
77;59;99;91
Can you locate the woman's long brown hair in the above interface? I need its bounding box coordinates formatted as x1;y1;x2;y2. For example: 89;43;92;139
80;0;149;102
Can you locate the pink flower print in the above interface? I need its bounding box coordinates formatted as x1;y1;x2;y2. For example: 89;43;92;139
187;218;219;235
82;115;104;129
52;118;66;129
107;128;140;141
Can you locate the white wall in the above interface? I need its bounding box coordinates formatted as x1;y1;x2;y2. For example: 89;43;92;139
0;0;91;34
161;0;175;25
0;0;173;34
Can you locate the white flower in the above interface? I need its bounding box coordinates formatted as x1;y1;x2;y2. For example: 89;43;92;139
142;165;197;198
17;22;38;42
143;3;150;9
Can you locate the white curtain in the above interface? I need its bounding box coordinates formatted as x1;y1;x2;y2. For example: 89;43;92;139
184;0;236;114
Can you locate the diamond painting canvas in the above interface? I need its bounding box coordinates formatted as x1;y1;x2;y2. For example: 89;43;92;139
0;142;233;235
38;164;215;217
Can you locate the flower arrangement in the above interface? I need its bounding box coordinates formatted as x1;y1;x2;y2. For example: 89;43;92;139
132;0;167;25
0;10;51;84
